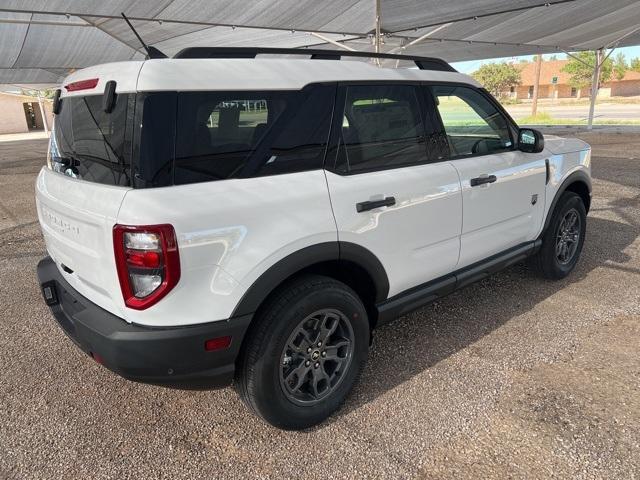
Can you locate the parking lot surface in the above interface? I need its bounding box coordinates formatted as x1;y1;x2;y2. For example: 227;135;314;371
1;130;639;479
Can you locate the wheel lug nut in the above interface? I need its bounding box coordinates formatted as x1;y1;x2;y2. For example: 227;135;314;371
305;361;310;367
321;351;326;357
317;341;322;347
314;362;320;368
307;347;312;353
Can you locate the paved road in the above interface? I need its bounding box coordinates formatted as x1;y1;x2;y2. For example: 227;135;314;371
507;103;640;121
1;133;639;479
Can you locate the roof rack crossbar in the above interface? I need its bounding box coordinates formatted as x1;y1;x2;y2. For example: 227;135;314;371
173;47;456;72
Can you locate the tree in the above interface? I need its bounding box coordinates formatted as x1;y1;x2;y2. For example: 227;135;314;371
562;51;613;89
472;62;521;97
631;57;640;73
613;52;627;81
20;89;56;99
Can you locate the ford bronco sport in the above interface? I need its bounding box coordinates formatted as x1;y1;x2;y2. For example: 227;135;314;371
36;48;591;430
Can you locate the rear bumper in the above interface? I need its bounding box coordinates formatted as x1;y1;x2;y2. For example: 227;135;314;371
36;256;251;388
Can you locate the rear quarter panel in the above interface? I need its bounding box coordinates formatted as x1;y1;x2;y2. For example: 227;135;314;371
116;171;337;327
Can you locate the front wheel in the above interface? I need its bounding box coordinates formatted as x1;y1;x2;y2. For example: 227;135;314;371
235;274;369;430
530;191;587;279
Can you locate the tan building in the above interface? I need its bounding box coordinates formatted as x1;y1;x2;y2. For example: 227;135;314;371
507;59;640;100
0;92;54;135
602;70;640;97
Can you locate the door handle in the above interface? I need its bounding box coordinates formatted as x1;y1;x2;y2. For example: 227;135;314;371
356;196;396;213
470;175;497;187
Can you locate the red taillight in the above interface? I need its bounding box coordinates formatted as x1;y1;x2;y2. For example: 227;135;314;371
64;78;99;92
113;224;180;310
125;249;161;268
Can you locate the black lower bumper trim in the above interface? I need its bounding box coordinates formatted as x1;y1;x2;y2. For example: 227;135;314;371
37;256;252;388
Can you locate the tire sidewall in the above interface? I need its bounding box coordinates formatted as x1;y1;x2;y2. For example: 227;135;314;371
250;283;369;429
544;192;587;277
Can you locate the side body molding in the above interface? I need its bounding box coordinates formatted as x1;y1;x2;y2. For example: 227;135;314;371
230;242;389;318
375;240;542;327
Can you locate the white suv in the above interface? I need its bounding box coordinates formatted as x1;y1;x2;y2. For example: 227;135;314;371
36;48;591;430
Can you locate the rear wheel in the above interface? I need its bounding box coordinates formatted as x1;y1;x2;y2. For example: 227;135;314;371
235;274;369;430
530;191;586;279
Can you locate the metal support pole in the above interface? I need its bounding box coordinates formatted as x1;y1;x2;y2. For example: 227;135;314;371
587;48;603;130
387;23;452;55
309;32;356;51
374;0;381;66
561;49;593;67
531;54;542;117
37;91;49;135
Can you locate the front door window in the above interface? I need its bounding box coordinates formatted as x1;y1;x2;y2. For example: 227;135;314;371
431;85;513;157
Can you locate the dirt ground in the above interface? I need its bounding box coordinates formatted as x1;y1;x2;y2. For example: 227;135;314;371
0;128;638;479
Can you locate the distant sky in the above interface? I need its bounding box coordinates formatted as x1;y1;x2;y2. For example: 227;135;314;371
451;45;640;74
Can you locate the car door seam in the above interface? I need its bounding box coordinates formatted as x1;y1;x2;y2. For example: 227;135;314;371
447;160;464;268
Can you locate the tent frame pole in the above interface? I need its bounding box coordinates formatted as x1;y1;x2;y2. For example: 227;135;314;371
309;32;356;51
36;91;49;135
602;24;640;50
562;50;593;67
374;0;382;66
587;48;604;130
387;23;453;55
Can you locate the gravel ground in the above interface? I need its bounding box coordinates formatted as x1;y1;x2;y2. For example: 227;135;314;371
0;131;639;479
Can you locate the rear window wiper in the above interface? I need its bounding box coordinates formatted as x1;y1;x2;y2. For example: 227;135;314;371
66;152;130;175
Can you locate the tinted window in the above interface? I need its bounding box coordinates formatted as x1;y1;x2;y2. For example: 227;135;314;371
50;94;133;185
337;85;425;173
173;86;334;184
256;85;335;177
431;85;513;157
133;92;176;188
50;87;335;188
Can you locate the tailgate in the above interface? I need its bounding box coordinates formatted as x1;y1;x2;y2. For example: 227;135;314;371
36;167;130;316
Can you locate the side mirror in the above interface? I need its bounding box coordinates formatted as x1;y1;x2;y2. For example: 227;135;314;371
518;128;544;153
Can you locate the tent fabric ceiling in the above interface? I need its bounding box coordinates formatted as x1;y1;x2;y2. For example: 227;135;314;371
1;0;639;87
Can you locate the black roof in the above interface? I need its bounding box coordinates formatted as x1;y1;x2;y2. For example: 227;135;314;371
173;47;456;72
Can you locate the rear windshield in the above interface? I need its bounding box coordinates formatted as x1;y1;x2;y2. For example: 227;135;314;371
50;85;335;188
50;94;133;186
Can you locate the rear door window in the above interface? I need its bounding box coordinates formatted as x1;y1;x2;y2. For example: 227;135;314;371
335;84;427;173
173;85;335;185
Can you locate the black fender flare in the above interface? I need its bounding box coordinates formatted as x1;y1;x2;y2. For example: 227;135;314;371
542;169;592;234
230;241;389;318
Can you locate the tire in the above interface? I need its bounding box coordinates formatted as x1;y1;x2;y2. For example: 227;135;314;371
530;191;586;279
235;274;369;430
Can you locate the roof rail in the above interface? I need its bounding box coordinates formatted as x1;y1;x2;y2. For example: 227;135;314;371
173;47;456;72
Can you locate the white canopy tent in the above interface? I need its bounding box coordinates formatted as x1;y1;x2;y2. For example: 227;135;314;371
1;0;640;126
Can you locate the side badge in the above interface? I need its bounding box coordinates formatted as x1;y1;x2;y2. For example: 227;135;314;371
531;194;538;205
